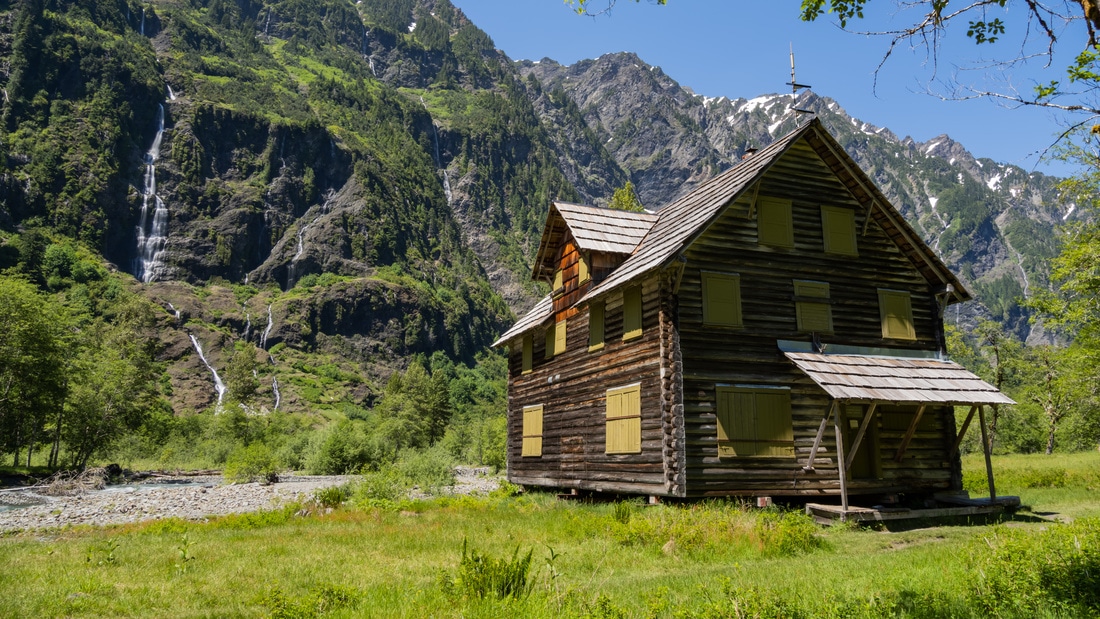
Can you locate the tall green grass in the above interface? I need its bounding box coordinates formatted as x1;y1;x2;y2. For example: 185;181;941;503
1;453;1098;617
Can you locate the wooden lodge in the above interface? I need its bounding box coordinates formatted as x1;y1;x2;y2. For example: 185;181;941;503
493;118;1014;512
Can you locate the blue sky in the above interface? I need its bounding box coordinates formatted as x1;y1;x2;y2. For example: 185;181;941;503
450;1;1086;177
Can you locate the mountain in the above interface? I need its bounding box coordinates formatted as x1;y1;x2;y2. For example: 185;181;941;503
518;53;1068;343
0;0;1067;421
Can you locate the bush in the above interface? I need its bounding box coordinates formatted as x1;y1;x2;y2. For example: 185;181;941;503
396;446;455;492
306;419;378;474
223;442;279;483
753;509;828;557
351;466;409;507
312;484;352;509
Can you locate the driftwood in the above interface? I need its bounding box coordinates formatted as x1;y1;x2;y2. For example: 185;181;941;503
34;468;110;496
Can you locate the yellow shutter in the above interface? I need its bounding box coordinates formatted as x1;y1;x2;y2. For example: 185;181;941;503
716;387;793;457
605;385;641;454
521;405;543;457
545;326;555;359
878;289;916;340
555;319;567;354
522;335;532;374
579;254;590;283
623;287;642;341
702;272;742;327
589;301;605;351
758;197;794;248
755;392;795;456
794;280;832;333
821;206;858;256
552;269;562;291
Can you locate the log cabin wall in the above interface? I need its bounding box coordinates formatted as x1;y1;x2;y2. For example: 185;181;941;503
506;276;672;495
677;141;959;497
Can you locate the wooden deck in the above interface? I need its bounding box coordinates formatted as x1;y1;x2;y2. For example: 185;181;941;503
806;494;1020;524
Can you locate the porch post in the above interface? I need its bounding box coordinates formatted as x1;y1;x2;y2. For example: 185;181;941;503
833;405;849;514
977;404;996;501
804;400;836;472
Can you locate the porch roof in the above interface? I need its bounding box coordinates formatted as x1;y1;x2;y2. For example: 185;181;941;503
785;352;1015;406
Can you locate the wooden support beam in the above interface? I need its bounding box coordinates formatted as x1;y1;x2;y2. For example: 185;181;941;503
978;405;997;501
834;406;849;514
803;401;836;472
747;181;762;219
845;402;878;471
950;405;978;458
894;404;927;462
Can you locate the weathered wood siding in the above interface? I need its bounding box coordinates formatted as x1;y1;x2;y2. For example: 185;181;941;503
677;141;958;497
506;277;675;495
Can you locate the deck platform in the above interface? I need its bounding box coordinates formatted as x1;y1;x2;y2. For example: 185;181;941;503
806;494;1020;524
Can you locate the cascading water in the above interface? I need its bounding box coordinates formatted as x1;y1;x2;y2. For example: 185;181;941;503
271;377;281;412
134;102;169;282
362;27;377;77
243;305;252;342
139;7;145;36
286;193;333;289
260;304;274;351
166;302;181;324
421;97;453;206
167;84;177;101
188;334;227;409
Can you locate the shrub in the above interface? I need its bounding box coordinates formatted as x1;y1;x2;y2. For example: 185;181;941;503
306;419;377;474
350;466;409;507
312;484;352;509
223;442;279;483
753;509;828;557
396;446;455;493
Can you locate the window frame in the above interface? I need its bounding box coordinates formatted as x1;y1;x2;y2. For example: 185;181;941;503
588;301;605;352
715;385;795;458
622;286;643;341
545;319;567;359
793;279;832;333
878;289;916;340
701;271;743;328
605;383;642;454
757;196;794;249
521;404;544;457
820;205;858;256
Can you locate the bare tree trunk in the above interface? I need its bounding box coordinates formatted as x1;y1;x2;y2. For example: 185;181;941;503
1046;418;1057;455
49;406;63;469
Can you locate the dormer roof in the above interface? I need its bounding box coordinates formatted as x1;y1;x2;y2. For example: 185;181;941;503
531;202;657;282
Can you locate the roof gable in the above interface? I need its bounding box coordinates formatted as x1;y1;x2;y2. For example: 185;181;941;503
531;202;657;281
579;118;968;306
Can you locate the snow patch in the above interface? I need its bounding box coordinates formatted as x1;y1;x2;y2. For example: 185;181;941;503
1064;204;1077;220
929;196;939;209
986;174;1002;191
408;21;416;32
743;95;777;114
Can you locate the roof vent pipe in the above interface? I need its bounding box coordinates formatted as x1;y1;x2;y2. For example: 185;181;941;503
742;147;758;160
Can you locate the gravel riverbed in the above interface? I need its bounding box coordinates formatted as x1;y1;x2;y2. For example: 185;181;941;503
0;467;499;532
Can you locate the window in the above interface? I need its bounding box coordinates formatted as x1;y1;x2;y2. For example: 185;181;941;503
605;384;641;454
623;287;642;341
757;197;794;248
552;269;563;294
521;335;532;374
794;280;832;333
702;272;743;327
715;386;794;457
521;405;543;457
579;253;590;284
545;319;567;358
821;206;858;256
878;289;916;340
589;301;605;352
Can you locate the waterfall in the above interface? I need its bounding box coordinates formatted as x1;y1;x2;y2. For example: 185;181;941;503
421;97;453;207
189;334;227;409
260;304;274;350
362;27;377;77
166;302;181;323
264;7;272;37
134;103;169;282
140;7;145;36
166;84;177;101
286;193;333;289
271;377;281;412
243;306;252;342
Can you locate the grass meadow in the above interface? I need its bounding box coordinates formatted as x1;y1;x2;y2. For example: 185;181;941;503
1;452;1098;618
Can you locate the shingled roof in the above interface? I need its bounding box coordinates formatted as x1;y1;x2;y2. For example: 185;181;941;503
496;117;969;346
578;117;968;307
785;352;1015;405
531;202;657;282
